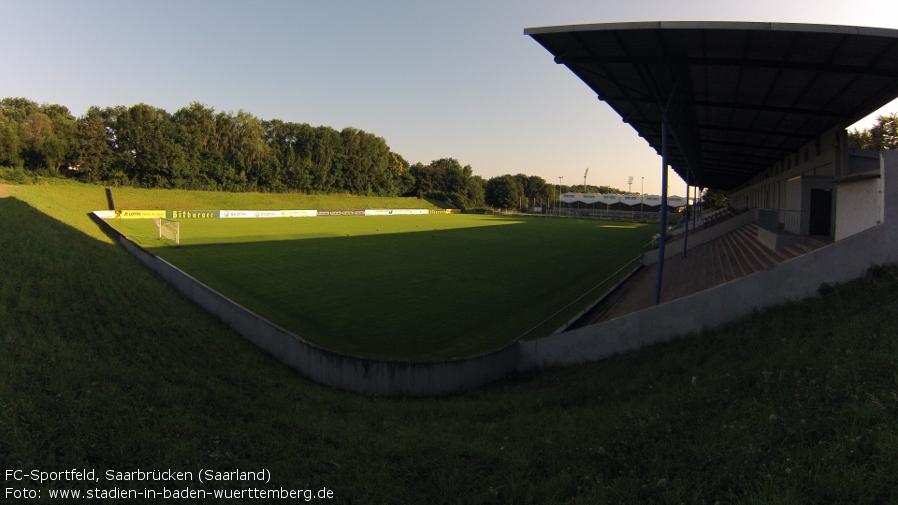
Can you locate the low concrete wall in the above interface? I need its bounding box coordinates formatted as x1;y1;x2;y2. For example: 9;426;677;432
756;226;779;252
91;215;518;396
643;209;757;266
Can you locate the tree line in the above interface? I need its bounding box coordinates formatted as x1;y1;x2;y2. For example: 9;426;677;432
0;97;624;209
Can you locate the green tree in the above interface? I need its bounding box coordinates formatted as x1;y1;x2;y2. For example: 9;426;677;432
73;107;116;183
262;119;314;192
848;113;898;150
0;109;21;167
465;175;486;208
341;127;392;195
218;110;268;190
703;188;729;208
485;174;525;208
172;102;224;189
113;103;187;188
19;107;75;173
309;126;345;192
0;97;40;123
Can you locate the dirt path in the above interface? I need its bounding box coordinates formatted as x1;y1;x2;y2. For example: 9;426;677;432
0;184;10;198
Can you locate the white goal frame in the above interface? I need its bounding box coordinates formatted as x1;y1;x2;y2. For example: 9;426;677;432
154;218;180;245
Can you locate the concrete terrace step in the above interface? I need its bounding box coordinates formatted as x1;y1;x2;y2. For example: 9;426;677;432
728;226;766;273
580;220;837;325
730;225;782;271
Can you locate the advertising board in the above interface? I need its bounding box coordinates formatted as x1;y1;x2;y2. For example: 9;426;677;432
364;209;429;216
112;210;167;219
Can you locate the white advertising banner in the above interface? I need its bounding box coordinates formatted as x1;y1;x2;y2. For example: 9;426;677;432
281;210;318;217
219;210;284;218
364;209;429;216
93;210;116;219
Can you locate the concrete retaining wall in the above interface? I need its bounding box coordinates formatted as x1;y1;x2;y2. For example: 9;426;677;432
91;215;518;396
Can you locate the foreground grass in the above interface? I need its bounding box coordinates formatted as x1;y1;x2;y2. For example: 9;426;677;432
2;193;898;503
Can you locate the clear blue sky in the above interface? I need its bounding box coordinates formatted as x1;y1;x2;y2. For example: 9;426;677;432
2;0;897;196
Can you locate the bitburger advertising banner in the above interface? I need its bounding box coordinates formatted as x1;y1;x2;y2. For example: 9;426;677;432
166;210;220;219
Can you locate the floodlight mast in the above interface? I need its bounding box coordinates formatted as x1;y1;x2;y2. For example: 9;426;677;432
558;176;564;213
583;167;589;189
628;176;634;193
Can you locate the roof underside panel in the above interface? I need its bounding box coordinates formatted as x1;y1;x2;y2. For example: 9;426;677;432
526;22;898;190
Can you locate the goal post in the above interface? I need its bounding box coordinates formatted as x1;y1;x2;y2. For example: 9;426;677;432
154;218;180;245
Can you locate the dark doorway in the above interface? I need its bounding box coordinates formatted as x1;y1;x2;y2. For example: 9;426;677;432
809;188;832;236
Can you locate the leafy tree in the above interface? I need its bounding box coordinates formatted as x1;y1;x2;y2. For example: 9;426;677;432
465;175;486;208
387;152;413;196
309;126;345;192
0;109;21;167
112;103;187;188
848;113;898;150
485;174;525;208
703;188;729;208
262;119;314;192
0;97;40;123
19;108;75;173
341;127;392;195
73;107;116;183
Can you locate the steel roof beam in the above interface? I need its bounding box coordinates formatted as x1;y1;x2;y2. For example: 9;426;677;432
554;55;898;78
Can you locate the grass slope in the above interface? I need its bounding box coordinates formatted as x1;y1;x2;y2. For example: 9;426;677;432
7;181;439;242
2;190;898;503
107;186;440;211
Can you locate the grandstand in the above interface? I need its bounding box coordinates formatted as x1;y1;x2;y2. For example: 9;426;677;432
523;21;898;368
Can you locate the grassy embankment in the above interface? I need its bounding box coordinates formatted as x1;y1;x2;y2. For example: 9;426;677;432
2;181;897;503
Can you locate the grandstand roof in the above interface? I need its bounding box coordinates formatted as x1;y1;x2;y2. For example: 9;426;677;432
525;21;898;190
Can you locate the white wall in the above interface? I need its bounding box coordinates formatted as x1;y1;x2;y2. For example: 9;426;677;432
835;176;881;241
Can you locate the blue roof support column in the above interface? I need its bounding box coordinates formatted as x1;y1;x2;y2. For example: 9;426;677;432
683;177;690;258
693;186;700;231
655;119;669;306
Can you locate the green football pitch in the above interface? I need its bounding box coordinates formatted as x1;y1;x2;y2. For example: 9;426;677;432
112;215;657;359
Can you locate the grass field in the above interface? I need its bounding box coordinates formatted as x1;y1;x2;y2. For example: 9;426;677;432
2;186;897;504
112;213;655;359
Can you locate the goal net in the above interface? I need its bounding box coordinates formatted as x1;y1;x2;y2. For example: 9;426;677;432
154;218;180;245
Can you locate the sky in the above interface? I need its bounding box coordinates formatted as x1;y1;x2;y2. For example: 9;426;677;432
3;0;898;196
